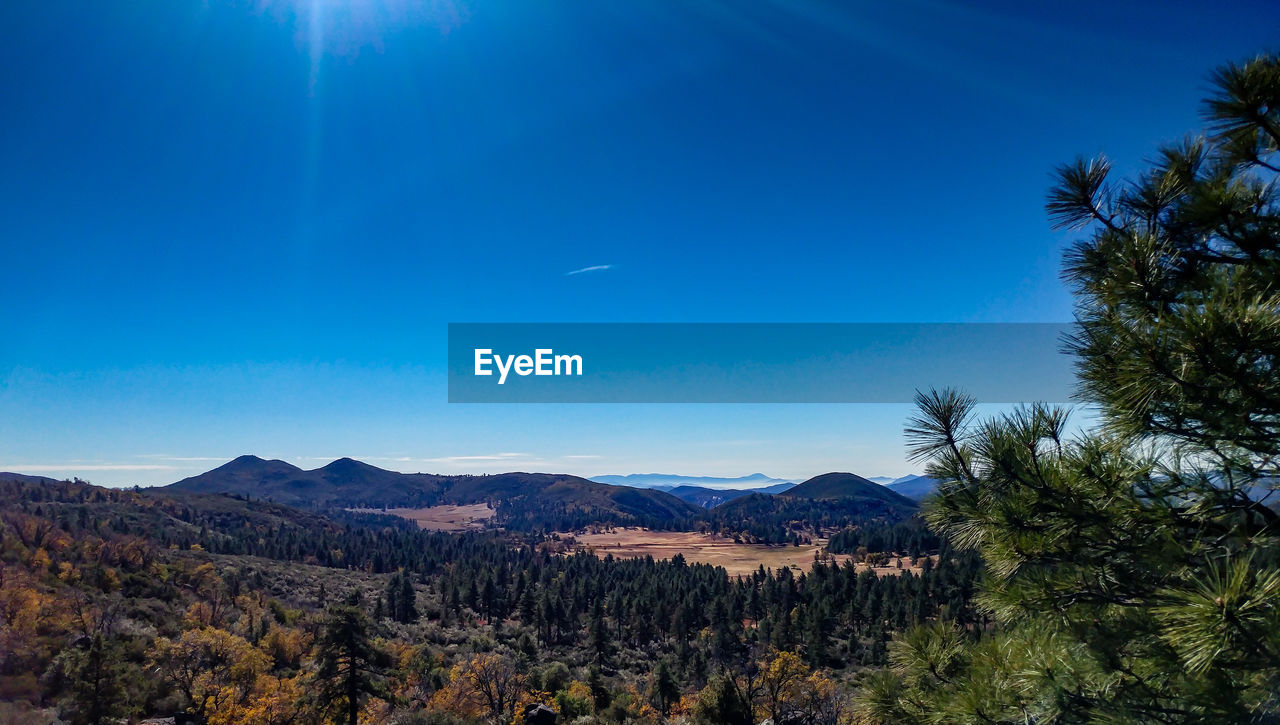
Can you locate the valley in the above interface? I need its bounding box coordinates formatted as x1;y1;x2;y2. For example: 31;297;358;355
551;527;912;576
0;458;952;725
348;502;497;531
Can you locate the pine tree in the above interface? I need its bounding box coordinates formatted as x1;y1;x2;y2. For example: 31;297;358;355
399;573;417;623
589;597;610;661
652;659;681;717
316;604;388;725
62;633;133;725
861;54;1280;723
385;571;417;624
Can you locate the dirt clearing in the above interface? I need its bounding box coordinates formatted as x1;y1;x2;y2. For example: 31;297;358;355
555;528;879;576
350;503;496;531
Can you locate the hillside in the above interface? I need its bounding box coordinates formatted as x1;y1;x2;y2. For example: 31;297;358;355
165;456;701;529
884;474;940;501
668;485;757;508
167;455;448;507
0;470;972;725
784;472;915;508
590;472;797;490
698;472;919;544
0;471;64;485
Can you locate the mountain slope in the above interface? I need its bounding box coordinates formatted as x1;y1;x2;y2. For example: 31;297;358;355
784;472;915;508
0;472;64;485
168;455;447;508
590;473;797;490
667;485;757;508
165;456;702;528
701;471;919;544
884;474;940;501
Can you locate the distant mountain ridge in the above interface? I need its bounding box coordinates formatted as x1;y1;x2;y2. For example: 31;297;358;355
707;471;919;534
883;474;940;500
0;472;64;485
165;455;702;526
590;472;797;491
661;483;797;508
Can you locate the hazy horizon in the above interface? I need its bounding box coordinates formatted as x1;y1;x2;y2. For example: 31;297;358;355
0;451;926;490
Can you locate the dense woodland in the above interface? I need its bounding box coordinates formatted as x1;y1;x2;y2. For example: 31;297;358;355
0;476;978;724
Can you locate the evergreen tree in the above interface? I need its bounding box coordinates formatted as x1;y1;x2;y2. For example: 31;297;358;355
652;659;681;717
861;54;1280;723
385;571;417;624
61;633;133;725
316;604;388;725
589;597;610;661
692;673;753;725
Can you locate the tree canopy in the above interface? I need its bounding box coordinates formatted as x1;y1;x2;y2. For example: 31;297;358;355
861;53;1280;724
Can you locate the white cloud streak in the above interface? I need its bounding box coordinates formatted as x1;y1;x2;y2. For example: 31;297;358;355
1;464;182;472
564;264;614;276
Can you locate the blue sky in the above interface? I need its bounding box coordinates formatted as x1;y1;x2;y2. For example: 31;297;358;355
2;0;1276;486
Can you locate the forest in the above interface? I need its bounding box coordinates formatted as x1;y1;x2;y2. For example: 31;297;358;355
0;476;979;724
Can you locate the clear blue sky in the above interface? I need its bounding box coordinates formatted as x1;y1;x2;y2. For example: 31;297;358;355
2;0;1276;486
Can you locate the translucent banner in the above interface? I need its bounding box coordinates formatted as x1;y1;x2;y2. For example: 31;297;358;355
447;323;1074;403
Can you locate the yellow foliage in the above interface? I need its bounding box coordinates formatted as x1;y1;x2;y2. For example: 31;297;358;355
565;679;592;703
512;689;553;725
673;692;700;718
0;571;47;671
56;562;77;583
29;548;51;571
608;683;659;723
148;626;273;723
428;653;528;725
359;696;395;724
98;567;121;593
184;601;217;628
427;673;486;721
205;672;311;725
760;650;810;723
258;624;311;671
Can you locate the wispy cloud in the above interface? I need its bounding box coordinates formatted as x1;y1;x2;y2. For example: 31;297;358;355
136;454;229;462
294;454;539;466
565;264;614;276
1;464;182;472
419;453;538;464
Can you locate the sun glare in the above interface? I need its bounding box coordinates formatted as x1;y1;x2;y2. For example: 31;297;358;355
257;0;469;58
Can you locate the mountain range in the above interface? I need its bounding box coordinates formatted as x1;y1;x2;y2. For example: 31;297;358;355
164;456;932;519
165;455;702;523
591;471;939;506
663;484;795;508
881;474;939;500
707;471;919;524
589;472;798;490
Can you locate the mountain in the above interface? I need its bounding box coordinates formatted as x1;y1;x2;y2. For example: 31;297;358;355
168;455;448;508
667;486;756;508
590;473;798;490
666;482;797;508
884;474;940;501
783;472;915;508
0;472;64;485
703;472;919;543
165;456;702;528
